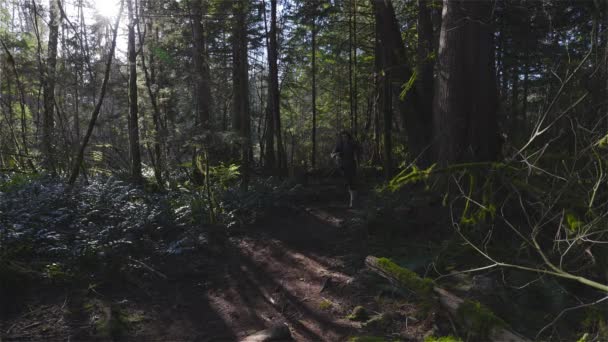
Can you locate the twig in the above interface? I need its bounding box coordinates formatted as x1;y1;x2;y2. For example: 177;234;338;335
536;295;608;339
128;257;168;279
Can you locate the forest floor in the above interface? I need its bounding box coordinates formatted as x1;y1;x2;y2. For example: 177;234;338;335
2;184;443;341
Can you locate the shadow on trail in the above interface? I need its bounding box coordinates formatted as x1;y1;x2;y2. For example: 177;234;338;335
224;242;357;341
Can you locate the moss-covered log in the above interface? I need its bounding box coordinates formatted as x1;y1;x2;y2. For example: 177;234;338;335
364;256;529;342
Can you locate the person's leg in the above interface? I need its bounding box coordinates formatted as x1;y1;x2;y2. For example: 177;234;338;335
346;169;357;208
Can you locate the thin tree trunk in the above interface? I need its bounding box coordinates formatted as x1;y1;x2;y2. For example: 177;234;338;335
68;2;123;185
353;0;358;136
349;0;354;132
42;0;60;172
311;17;317;169
271;0;286;173
137;5;164;188
233;0;250;189
192;0;212;128
127;0;142;183
263;0;276;171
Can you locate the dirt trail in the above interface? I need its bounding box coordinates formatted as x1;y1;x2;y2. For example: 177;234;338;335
211;203;367;341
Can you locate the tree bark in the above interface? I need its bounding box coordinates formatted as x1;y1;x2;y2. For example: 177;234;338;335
311;17;317;169
127;0;142;183
192;0;212;128
433;0;500;164
233;0;250;189
415;0;434;165
137;3;164;188
371;0;426;170
42;0;60;172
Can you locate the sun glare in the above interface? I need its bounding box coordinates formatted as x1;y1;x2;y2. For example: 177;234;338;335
93;0;120;19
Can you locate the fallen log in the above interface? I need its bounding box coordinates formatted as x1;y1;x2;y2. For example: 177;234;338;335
365;256;529;342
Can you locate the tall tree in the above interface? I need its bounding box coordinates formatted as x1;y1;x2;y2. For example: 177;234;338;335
127;0;142;183
263;0;284;173
42;0;60;172
192;0;212;128
232;0;250;188
311;12;317;169
433;0;499;164
415;0;434;165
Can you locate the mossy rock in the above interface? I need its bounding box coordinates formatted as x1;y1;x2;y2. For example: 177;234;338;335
456;299;505;339
347;306;369;321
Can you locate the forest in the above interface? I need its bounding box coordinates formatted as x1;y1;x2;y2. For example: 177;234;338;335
1;0;608;340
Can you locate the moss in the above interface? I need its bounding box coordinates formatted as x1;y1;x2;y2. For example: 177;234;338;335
347;306;369;321
348;336;388;342
319;299;332;310
373;257;436;312
456;299;505;339
362;313;394;330
375;258;434;298
424;336;463;342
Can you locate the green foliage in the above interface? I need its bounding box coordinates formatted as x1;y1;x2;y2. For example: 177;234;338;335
0;173;41;192
581;308;608;341
388;164;436;191
399;70;417;101
566;212;584;233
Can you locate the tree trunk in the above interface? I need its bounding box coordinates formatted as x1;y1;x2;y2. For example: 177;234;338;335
270;0;286;173
68;2;123;185
311;17;317;169
371;0;426;169
42;0;60;172
263;0;276;171
415;0;434;165
192;0;212;128
353;0;358;136
137;5;165;188
433;0;499;164
233;0;250;189
511;64;519;122
127;0;142;183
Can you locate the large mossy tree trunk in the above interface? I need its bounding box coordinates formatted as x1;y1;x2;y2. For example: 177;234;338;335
433;0;500;164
